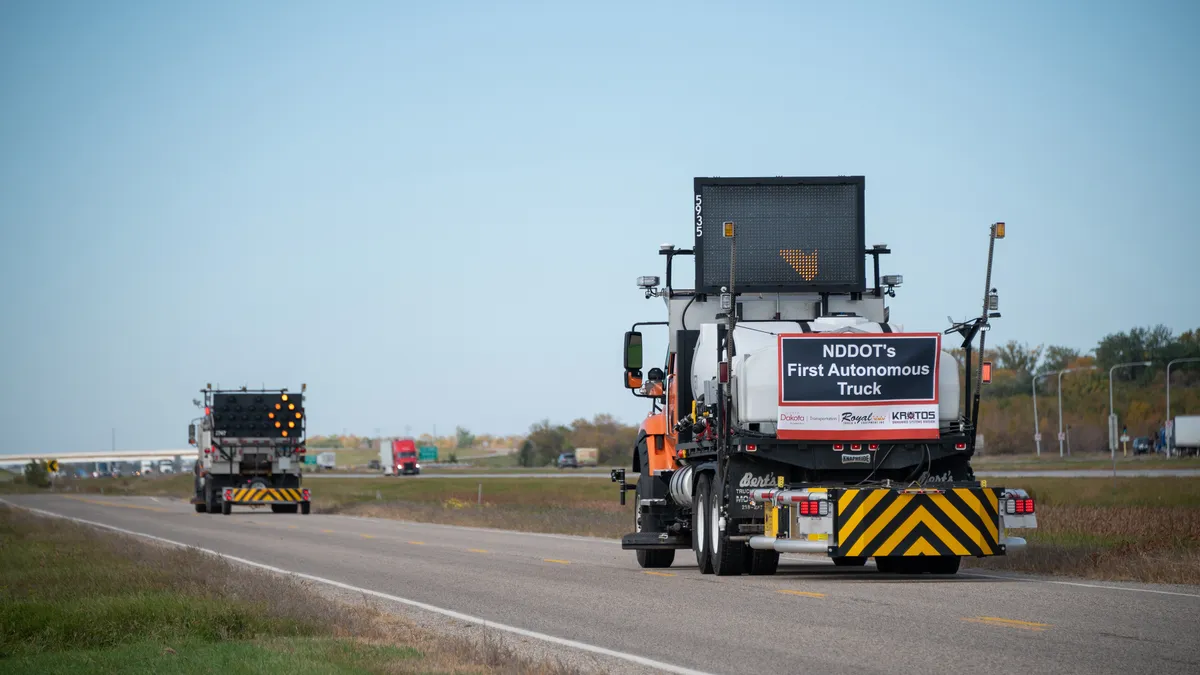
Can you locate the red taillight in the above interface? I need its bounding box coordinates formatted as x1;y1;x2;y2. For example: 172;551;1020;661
301;489;310;501
297;446;306;455
869;443;879;451
794;499;828;517
832;444;844;451
955;442;967;450
746;444;757;451
851;444;862;451
1005;497;1036;515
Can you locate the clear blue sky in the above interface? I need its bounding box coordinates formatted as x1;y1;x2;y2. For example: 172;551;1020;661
1;1;1197;453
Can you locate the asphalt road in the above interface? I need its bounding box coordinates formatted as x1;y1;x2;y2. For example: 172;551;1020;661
5;494;1198;675
311;469;1200;479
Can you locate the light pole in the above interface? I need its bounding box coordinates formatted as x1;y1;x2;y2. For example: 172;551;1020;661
1032;372;1053;456
1166;357;1200;456
1058;366;1098;457
1109;361;1153;456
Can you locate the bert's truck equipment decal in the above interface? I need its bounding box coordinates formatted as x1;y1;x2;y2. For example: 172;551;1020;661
777;333;941;440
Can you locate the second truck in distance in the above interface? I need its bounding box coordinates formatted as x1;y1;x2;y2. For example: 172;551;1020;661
189;385;312;515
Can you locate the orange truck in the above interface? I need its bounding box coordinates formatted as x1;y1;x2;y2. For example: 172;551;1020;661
611;176;1037;575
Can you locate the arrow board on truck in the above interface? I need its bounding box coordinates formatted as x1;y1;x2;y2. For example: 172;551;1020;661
776;333;941;440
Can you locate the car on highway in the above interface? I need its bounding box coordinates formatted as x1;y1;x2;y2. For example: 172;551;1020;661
1132;436;1152;455
556;452;579;469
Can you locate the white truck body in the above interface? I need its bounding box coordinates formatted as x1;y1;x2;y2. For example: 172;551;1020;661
1174;415;1200;449
575;448;598;466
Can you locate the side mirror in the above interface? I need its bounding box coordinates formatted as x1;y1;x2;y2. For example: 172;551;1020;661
624;331;643;370
188;423;196;445
624;370;643;389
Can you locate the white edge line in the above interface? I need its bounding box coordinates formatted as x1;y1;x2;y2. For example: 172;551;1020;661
0;498;715;675
961;570;1200;599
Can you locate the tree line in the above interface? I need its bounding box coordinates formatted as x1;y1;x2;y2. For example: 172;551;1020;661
961;325;1200;454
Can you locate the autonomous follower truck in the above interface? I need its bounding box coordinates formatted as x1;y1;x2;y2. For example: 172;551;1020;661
189;385;312;515
612;176;1037;575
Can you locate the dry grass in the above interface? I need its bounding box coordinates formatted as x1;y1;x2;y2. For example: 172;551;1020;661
965;477;1200;585
0;505;594;674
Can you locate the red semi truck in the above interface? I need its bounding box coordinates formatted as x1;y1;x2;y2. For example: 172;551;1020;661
379;438;421;476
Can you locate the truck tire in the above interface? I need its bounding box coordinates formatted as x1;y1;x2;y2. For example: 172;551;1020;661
693;473;715;574
925;556;961;575
194;502;207;513
709;476;745;576
221;499;232;516
205;484;220;515
634;482;675;568
832;556;867;567
271;504;298;514
745;548;780;575
300;502;311;515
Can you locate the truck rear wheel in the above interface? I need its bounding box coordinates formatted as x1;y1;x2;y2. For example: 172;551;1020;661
833;556;867;567
300;502;311;515
926;556;961;575
693;473;714;574
271;504;298;514
709;477;745;576
745;548;779;575
221;499;232;515
194;502;207;513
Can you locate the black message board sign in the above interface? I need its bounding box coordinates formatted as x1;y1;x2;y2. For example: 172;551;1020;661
693;177;865;294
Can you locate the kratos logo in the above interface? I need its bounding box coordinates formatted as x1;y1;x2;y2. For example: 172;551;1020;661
739;472;777;488
892;411;936;422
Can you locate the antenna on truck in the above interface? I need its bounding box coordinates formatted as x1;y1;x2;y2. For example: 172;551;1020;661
969;222;1005;438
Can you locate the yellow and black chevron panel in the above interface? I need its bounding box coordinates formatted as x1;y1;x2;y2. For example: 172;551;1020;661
834;487;1000;558
226;487;307;503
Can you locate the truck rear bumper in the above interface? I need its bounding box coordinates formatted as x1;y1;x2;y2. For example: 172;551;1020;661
222;487;310;505
750;485;1036;558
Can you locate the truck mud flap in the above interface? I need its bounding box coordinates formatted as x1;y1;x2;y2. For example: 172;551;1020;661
621;531;691;550
223;487;310;505
833;487;1000;558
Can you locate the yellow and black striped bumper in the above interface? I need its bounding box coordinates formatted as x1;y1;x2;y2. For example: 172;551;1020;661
222;487;310;504
834;487;1000;558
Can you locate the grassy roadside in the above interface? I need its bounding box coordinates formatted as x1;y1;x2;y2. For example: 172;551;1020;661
0;505;585;674
963;477;1200;584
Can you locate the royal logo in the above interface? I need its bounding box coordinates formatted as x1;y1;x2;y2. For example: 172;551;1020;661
841;412;884;424
739;472;778;488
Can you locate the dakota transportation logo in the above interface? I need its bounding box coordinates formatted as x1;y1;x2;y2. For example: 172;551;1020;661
776;333;941;441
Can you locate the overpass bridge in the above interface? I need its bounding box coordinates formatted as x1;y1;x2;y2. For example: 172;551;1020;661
0;449;192;470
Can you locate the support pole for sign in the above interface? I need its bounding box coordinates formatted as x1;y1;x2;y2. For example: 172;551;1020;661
969;224;1001;439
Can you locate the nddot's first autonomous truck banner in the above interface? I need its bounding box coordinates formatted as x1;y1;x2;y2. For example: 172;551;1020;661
776;333;942;440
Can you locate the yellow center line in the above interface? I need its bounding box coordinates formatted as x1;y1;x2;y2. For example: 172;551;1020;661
642;571;675;577
468;548;488;553
287;525;298;529
407;541;425;545
778;590;825;598
543;559;571;564
360;534;375;539
321;529;334;534
962;617;1051;631
60;496;172;513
